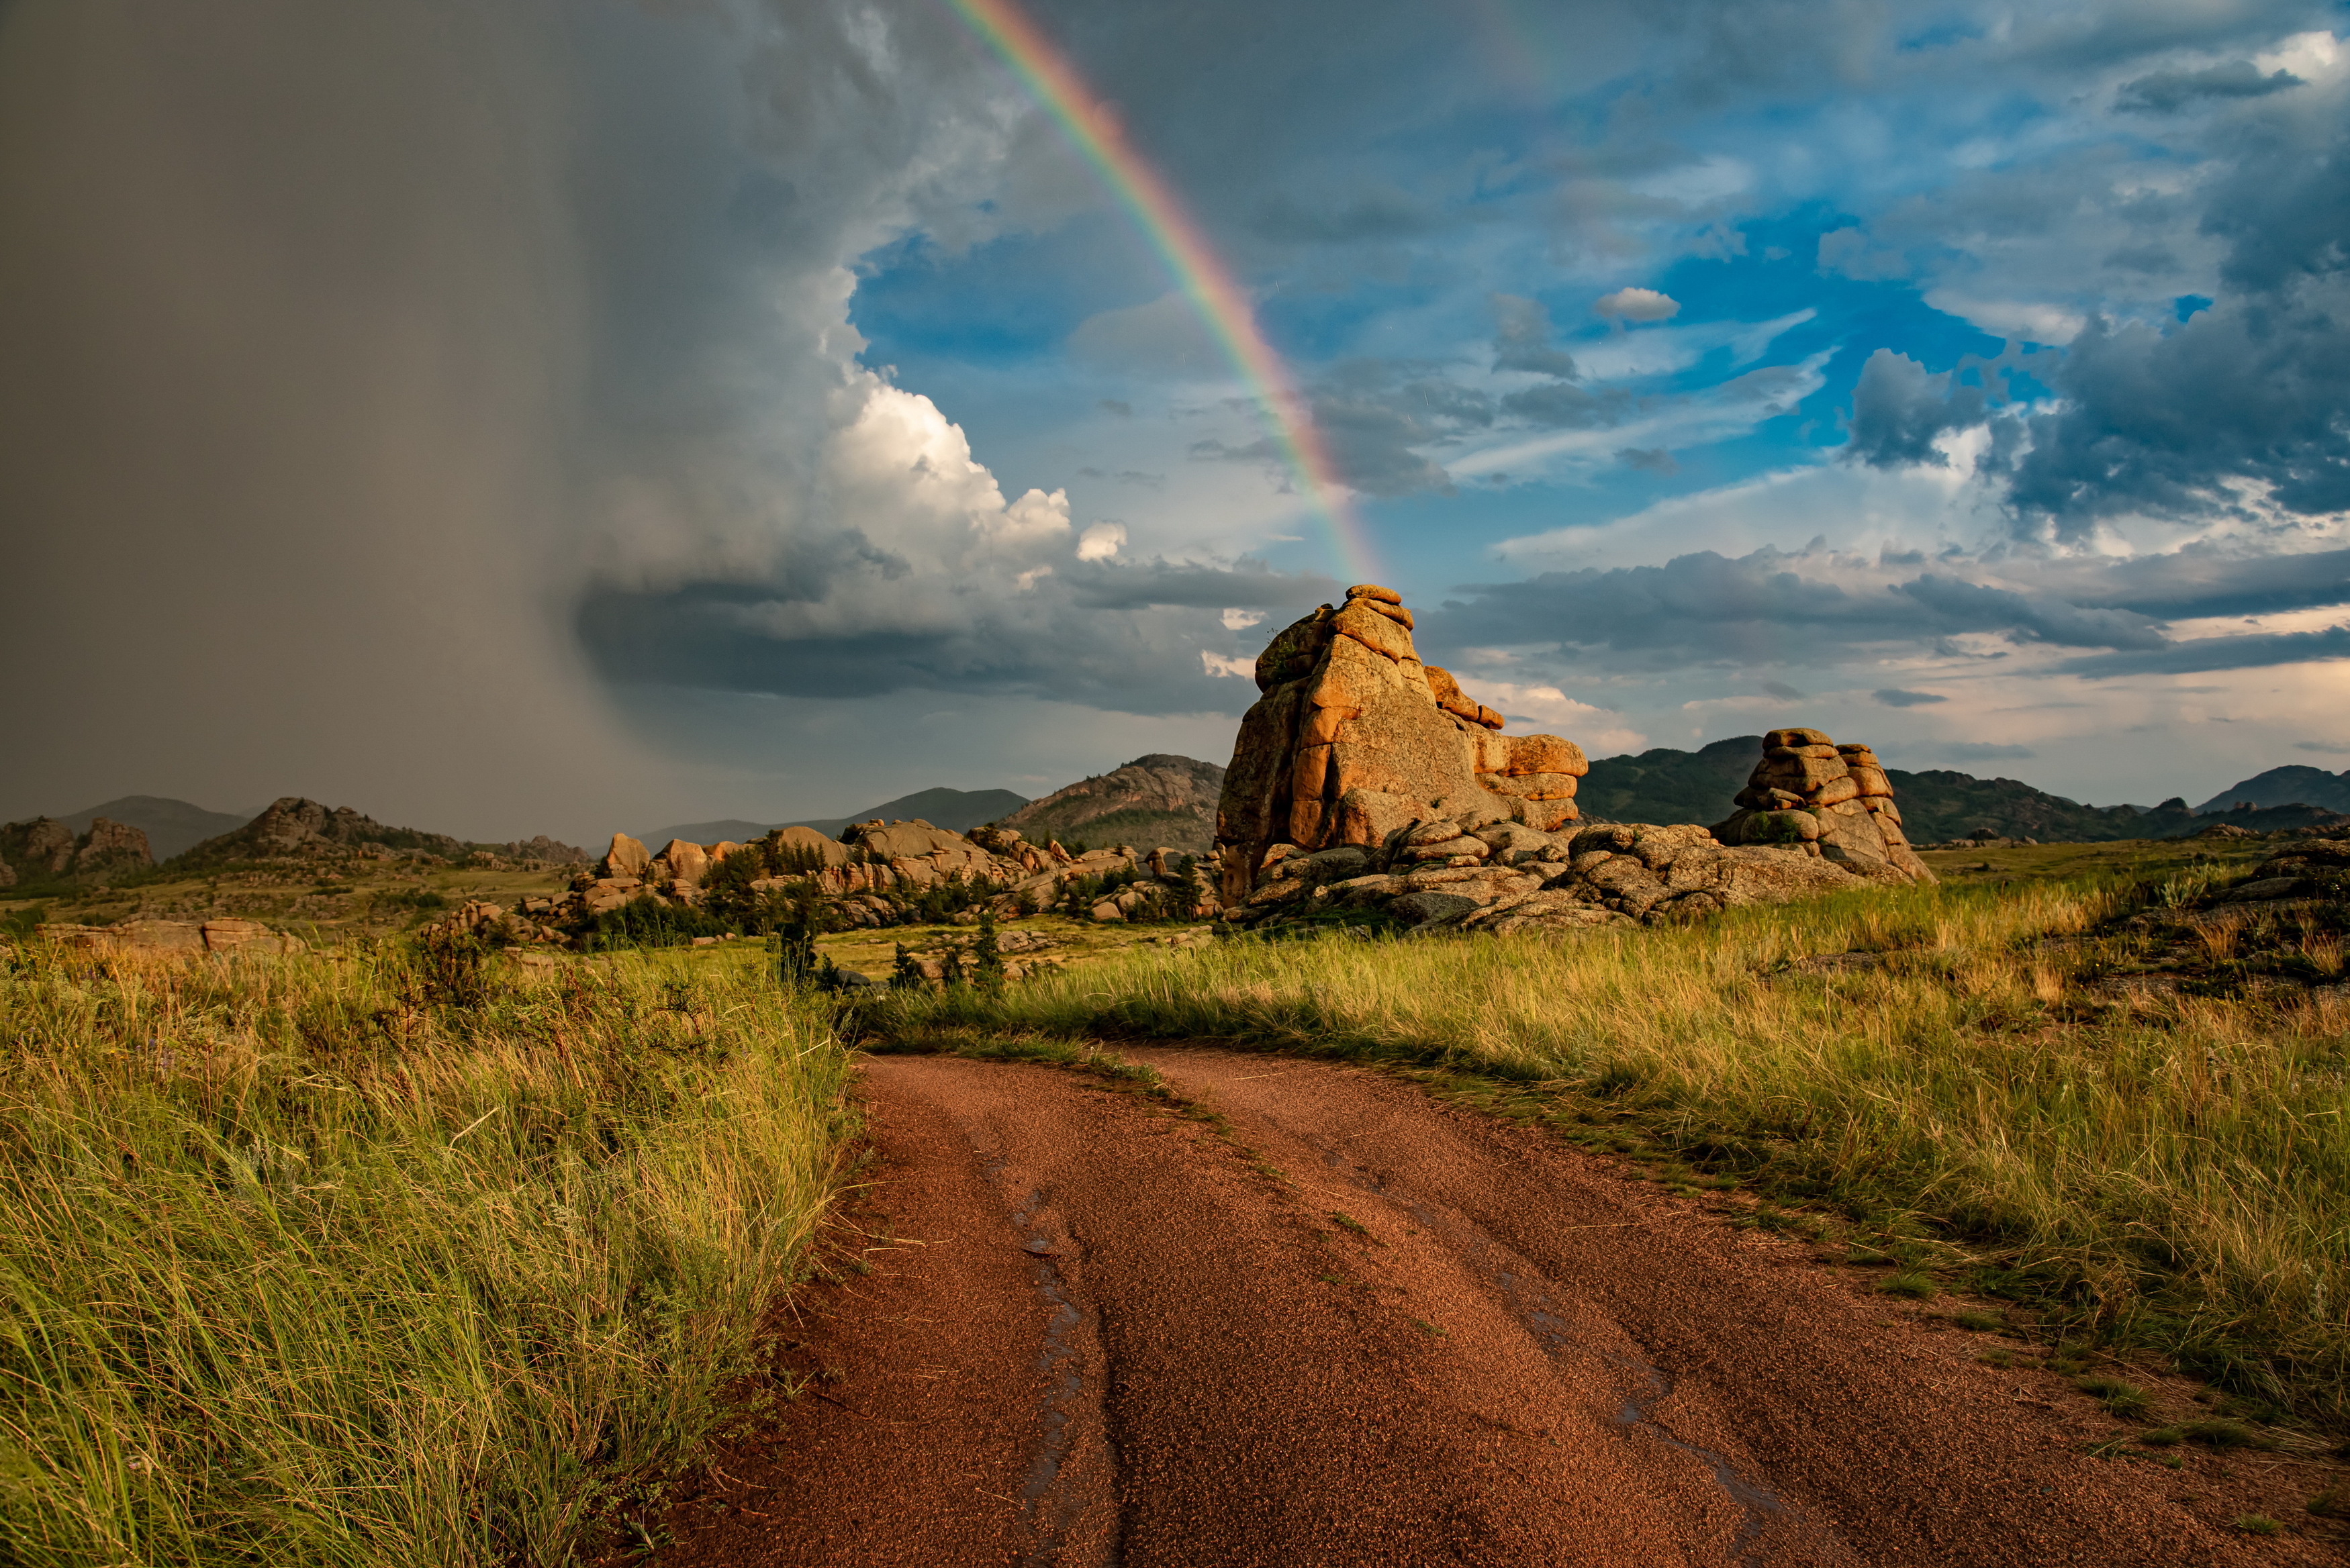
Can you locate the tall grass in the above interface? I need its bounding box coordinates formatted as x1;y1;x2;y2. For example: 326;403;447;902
890;877;2350;1422
0;941;851;1567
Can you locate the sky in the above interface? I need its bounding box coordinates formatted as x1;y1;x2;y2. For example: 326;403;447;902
5;0;2350;842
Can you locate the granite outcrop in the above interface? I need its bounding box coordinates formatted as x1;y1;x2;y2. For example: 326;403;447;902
1710;730;1934;883
1215;584;1588;905
0;816;154;888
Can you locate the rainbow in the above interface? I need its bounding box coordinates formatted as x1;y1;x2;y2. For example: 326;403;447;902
941;0;1378;583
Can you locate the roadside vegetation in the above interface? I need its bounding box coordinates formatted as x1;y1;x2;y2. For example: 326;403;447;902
881;856;2350;1430
0;939;851;1568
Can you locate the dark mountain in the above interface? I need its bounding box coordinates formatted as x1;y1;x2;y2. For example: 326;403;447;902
1576;736;1760;825
995;754;1225;854
2192;765;2350;816
59;796;260;861
178;797;471;865
1885;772;2197;843
639;786;1031;850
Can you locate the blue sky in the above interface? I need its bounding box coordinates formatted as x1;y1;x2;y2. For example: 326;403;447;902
6;0;2350;838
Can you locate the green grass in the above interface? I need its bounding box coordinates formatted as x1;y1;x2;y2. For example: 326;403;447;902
0;939;852;1567
878;870;2350;1427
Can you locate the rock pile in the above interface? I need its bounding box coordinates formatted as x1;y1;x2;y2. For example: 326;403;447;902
0;816;154;888
1227;808;1891;936
1215;585;1588;905
550;816;1223;938
1710;730;1934;884
2219;836;2350;904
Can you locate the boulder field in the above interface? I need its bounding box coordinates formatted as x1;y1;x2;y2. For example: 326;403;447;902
491;816;1219;948
1214;587;1932;936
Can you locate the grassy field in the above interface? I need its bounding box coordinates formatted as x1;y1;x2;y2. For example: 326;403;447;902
882;848;2350;1430
0;939;851;1568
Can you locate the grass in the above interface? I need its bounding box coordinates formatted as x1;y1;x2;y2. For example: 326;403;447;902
0;938;852;1567
877;869;2350;1428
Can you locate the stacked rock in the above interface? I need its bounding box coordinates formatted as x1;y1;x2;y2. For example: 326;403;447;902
1215;583;1588;905
1711;729;1932;884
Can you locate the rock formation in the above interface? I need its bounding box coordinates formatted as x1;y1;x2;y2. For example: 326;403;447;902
1710;730;1934;883
0;815;153;886
1;818;77;879
75;818;152;872
1213;596;1934;934
1227;811;1895;936
1215;585;1587;904
554;816;1223;938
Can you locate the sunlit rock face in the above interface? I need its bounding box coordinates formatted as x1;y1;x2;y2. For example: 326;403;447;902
1214;583;1585;905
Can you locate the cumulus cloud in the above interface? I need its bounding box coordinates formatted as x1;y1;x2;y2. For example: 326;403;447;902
1471;681;1647;753
1845;350;1995;469
1076;522;1127;561
1594;287;1681;324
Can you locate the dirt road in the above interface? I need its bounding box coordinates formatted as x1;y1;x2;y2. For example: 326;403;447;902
661;1048;2342;1567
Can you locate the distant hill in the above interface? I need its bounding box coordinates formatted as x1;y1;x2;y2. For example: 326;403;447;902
178;797;473;865
996;754;1224;854
1577;736;1759;826
59;796;260;861
2194;764;2350;816
639;786;1031;850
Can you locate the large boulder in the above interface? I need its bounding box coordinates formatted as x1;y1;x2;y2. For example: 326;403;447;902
598;832;652;879
1712;734;1934;884
1214;585;1585;903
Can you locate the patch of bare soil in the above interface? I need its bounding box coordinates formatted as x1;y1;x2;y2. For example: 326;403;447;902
656;1049;2347;1567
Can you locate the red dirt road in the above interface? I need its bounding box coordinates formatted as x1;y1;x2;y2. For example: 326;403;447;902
660;1048;2345;1567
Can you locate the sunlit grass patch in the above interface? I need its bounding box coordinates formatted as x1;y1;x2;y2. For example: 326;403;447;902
0;940;852;1568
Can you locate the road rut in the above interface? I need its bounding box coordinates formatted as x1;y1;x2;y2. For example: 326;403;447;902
658;1048;2340;1567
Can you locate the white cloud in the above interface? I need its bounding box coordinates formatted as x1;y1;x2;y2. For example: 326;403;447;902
1473;679;1646;753
1221;607;1266;630
1594;286;1681;324
1920;290;2087;345
1076;522;1128;561
1201;650;1254;677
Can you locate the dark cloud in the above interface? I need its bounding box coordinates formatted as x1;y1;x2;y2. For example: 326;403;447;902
1846;350;1993;468
1061;559;1337;611
1616;446;1677;473
2057;623;2350;679
1931;742;2036;762
1251;186;1443;243
1501;379;1623;430
1875;688;1948;706
1491;295;1581;377
1431;544;2347;674
2040;546;2350;618
1098;399;1133;416
2117;60;2304;114
1195;361;1501;496
1760;679;1806;699
1897;575;2167;650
